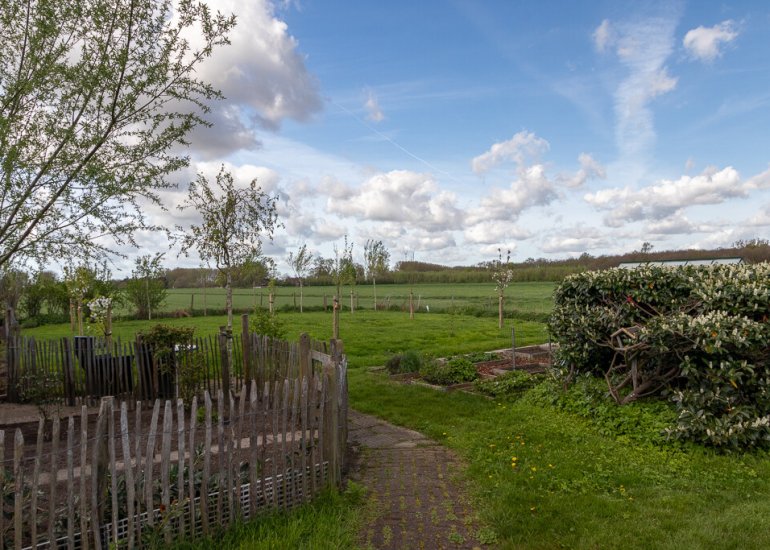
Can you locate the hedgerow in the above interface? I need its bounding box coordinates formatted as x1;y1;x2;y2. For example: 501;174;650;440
549;264;770;449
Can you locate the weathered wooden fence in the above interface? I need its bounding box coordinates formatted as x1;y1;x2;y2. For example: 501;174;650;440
4;314;329;406
1;357;348;549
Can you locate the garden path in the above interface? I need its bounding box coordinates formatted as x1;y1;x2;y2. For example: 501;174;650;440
347;410;488;549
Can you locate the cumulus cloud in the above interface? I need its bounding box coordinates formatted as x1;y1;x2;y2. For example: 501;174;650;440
364;90;385;122
562;153;606;188
471;131;549;174
683;20;739;62
593;19;613;52
468;164;558;224
327;170;464;232
176;0;322;158
463;221;532;244
540;226;611;254
645;215;714;235
584;166;752;227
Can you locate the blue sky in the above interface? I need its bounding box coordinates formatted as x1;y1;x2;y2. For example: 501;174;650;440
126;0;770;275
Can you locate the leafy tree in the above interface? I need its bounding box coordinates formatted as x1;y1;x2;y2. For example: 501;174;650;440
491;248;513;329
287;244;313;312
63;261;115;334
0;268;28;311
124;253;167;320
178;165;279;334
363;239;390;310
0;0;235;269
333;236;356;314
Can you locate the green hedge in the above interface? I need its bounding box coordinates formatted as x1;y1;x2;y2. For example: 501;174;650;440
549;264;770;449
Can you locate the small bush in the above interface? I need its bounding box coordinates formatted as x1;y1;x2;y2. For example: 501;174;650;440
420;356;478;386
474;370;540;399
385;350;422;374
250;308;287;340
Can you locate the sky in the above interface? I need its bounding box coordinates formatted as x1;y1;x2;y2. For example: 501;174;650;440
114;0;770;276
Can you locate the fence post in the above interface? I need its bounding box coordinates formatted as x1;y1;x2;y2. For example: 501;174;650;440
299;333;310;381
331;339;347;474
218;329;231;419
241;314;251;382
62;337;76;406
5;308;20;402
332;297;340;340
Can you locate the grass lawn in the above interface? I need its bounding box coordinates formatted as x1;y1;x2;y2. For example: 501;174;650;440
23;298;770;549
135;281;556;317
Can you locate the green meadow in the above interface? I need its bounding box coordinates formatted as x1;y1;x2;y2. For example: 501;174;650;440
22;281;770;549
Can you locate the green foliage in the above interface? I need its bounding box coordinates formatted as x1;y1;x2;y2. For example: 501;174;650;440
250;308;287;340
138;324;195;374
420;356;478;386
18;369;62;423
385;349;423;374
474;370;540;399
124;253;167;320
549;264;770;449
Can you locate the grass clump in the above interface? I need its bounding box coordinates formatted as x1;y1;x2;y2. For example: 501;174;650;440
474;370;540;399
420;356;478;385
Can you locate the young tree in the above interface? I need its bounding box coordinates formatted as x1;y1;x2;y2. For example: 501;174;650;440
124;253;167;320
491;248;514;329
363;239;390;310
287;244;313;312
178;165;279;335
0;0;236;270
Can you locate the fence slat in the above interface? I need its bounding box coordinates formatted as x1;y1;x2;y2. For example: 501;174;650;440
289;378;300;505
144;400;161;528
280;379;289;509
188;396;198;535
119;402;136;549
90;400;108;550
66;417;75;550
176;398;187;539
216;390;225;527
308;374;318;498
30;418;44;546
300;376;309;502
271;380;280;508
160;400;173;544
249;381;259;518
0;430;5;550
49;415;61;545
13;429;23;550
201;391;212;535
79;406;89;550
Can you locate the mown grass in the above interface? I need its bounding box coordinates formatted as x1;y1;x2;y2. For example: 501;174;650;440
349;370;770;549
24;310;550;368
134;281;556;317
24;288;770;548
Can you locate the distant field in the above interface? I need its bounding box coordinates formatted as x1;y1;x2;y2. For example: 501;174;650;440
160;281;556;316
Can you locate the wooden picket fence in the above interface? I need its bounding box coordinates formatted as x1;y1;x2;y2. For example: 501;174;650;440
4;314;328;406
1;358;348;549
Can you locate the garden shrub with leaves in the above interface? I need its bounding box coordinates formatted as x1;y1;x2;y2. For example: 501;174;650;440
385;349;423;374
420;356;478;386
549;264;770;449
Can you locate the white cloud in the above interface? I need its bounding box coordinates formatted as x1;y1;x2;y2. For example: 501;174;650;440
593;19;613;52
601;13;680;164
471;131;549;174
463;221;532;244
468;164;558;223
327;170;464;232
176;0;322;158
540;226;611;254
645;215;714;235
562;153;606;188
364;90;385;122
585;166;751;227
683;20;739;62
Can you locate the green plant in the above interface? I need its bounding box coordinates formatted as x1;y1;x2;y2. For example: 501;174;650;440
18;369;62;424
385;350;423;374
419;356;478;386
250;307;287;340
474;370;540;399
138;324;195;375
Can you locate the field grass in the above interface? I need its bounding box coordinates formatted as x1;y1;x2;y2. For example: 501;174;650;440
24;281;770;548
23;310;550;368
143;281;556;317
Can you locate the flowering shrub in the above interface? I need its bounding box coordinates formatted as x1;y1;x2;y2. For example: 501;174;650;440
549;264;770;449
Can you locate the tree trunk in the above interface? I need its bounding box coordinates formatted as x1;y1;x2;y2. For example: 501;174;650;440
373;278;377;311
299;280;304;313
498;293;504;329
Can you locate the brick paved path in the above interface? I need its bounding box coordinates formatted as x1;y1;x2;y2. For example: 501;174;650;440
347;410;488;549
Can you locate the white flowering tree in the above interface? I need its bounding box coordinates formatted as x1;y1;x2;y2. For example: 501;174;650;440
491;248;514;329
